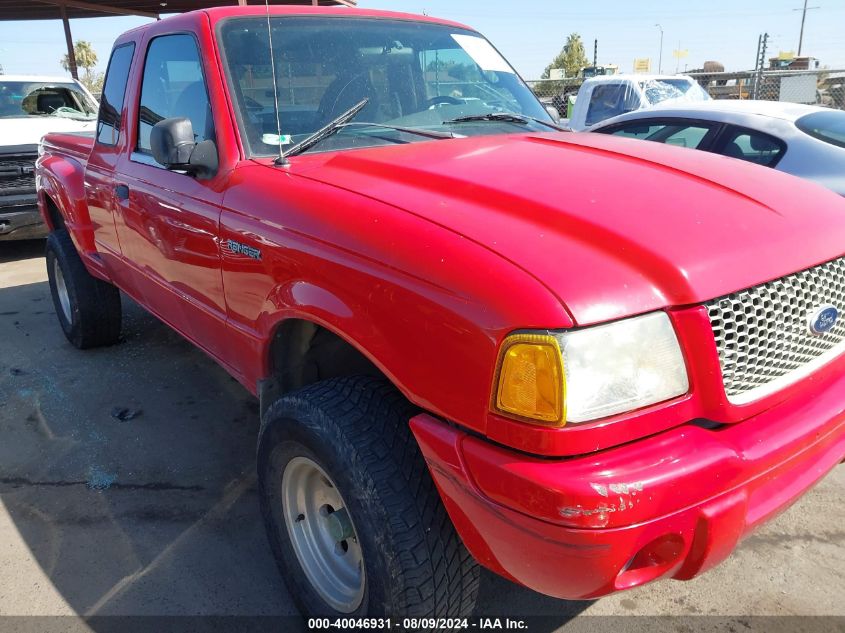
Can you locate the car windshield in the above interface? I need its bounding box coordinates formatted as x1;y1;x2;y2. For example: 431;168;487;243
795;110;845;149
640;79;711;105
0;80;98;120
218;16;553;157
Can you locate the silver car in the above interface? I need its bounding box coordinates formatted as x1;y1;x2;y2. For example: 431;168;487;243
589;100;845;195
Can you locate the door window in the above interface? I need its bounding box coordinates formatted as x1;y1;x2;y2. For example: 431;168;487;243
97;43;135;146
608;121;712;149
137;34;213;158
720;129;784;166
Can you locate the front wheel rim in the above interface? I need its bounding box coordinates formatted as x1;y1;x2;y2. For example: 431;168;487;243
281;456;366;613
53;258;72;324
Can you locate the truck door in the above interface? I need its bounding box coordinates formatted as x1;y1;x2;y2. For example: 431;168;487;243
85;42;135;266
113;33;228;359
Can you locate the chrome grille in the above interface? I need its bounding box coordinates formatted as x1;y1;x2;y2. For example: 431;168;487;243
706;257;845;404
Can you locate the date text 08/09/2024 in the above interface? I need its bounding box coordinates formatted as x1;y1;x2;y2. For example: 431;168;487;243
308;618;527;630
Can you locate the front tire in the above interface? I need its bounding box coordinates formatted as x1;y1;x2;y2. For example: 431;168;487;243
258;376;479;618
46;229;122;349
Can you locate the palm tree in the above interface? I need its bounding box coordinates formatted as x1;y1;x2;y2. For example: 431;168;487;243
542;33;590;79
61;41;102;93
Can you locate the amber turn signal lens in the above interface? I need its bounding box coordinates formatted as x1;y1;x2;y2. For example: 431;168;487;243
494;334;565;426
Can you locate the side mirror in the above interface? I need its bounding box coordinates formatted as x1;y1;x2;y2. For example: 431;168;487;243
545;105;562;124
150;117;217;178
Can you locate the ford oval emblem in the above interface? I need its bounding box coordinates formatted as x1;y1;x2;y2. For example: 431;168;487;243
807;304;839;335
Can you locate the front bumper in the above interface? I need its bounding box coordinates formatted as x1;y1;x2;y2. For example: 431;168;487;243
0;201;47;241
410;367;845;600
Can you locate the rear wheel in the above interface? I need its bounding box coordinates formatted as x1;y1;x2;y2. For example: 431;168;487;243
46;229;122;349
258;376;479;618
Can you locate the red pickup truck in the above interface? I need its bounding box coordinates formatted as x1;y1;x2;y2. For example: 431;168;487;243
37;5;845;619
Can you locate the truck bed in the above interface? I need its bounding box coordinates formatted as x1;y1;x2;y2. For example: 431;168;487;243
40;131;95;163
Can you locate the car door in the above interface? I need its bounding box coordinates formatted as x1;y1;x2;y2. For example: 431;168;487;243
113;32;229;358
85;42;136;267
596;118;721;151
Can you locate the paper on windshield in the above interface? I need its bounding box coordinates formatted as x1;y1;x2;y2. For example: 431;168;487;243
451;34;514;74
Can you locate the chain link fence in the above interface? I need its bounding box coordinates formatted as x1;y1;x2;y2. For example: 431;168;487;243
527;78;584;116
528;69;845;115
689;69;845;109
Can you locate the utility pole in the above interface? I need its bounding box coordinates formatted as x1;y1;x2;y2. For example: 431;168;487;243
655;24;664;73
753;32;769;99
793;0;820;56
593;39;598;69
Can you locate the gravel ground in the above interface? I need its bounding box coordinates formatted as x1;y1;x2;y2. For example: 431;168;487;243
0;239;842;633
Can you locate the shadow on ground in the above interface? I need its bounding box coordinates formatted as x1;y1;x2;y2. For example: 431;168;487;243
0;275;589;628
0;239;45;264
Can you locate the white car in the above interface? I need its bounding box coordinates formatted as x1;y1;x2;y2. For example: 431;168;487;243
589;100;845;196
0;75;98;240
566;74;711;131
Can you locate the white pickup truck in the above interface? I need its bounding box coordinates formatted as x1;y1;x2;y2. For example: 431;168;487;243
566;74;711;131
0;75;98;240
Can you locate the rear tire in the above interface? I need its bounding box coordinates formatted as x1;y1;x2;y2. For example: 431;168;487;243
46;229;122;349
258;376;480;619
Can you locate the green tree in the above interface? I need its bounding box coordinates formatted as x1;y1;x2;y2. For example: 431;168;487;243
61;40;103;94
542;33;590;79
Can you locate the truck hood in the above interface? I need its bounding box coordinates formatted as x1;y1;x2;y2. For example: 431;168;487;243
0;117;95;147
296;132;845;326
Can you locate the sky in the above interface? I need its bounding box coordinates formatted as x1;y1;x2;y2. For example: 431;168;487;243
0;0;843;80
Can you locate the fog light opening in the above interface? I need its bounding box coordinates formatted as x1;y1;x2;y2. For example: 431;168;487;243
615;533;685;590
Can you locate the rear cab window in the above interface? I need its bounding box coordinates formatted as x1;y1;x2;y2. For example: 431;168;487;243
97;43;136;146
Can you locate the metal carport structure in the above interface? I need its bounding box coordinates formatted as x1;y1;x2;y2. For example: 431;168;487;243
0;0;356;79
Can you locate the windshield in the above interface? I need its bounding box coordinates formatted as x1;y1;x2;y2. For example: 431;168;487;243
795;110;845;149
0;80;98;120
640;79;711;105
218;17;552;157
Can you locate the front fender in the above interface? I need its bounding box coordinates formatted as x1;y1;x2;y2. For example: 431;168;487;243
37;144;111;280
37;151;92;250
219;170;570;437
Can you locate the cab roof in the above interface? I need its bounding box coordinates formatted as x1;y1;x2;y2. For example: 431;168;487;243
201;5;473;31
114;5;475;43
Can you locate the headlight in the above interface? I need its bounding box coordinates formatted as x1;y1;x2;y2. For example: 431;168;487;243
493;312;688;426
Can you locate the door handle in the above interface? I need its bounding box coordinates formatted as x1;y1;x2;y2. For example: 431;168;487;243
115;184;130;201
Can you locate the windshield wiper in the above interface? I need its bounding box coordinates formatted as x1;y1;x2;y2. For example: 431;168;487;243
283;98;370;159
446;112;567;131
283;104;456;159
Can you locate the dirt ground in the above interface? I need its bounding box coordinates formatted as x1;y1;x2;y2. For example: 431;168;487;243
1;239;843;632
